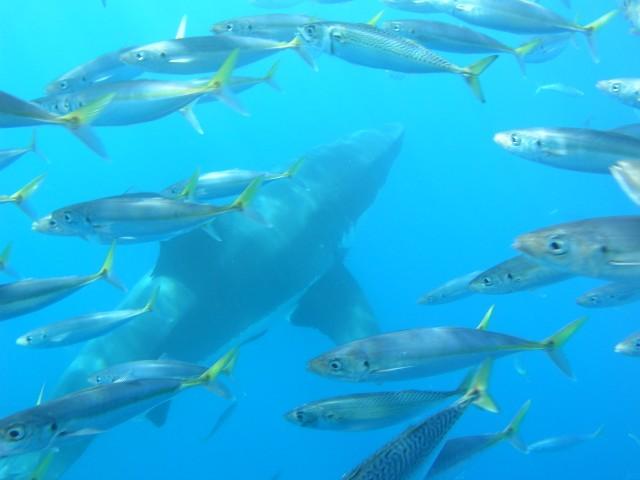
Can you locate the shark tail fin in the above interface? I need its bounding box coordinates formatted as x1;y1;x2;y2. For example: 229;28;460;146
502;400;531;452
464;360;499;413
512;39;541;75
463;55;499;103
583;10;618;62
542;317;587;379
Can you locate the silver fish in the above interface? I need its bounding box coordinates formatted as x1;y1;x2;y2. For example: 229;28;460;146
523;33;573;63
0;350;234;458
535;83;584;97
119;35;313;75
418;270;480;305
31;177;263;244
514;217;640;280
16;289;157;348
494;127;640;174
308;310;585;381
0;131;45;171
470;255;570;295
612;160;640;206
527;426;603;453
211;14;320;41
623;0;640;34
426;401;530;478
381;0;441;13
0;244;119;322
162;158;303;200
285;372;489;432
381;19;538;73
342;362;495;480
615;331;640;356
577;282;640;308
597;78;640;110
298;21;497;102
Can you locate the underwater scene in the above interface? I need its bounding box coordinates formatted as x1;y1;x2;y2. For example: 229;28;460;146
0;0;639;478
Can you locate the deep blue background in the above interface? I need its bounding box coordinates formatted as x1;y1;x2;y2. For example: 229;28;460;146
0;0;639;478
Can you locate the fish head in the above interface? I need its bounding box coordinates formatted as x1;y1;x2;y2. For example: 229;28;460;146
45;78;76;95
297;23;332;49
284;407;320;428
575;291;604;308
211;19;250;36
514;224;607;274
380;21;414;36
596;79;638;104
15;331;47;348
494;129;557;162
32;208;92;237
120;42;171;67
307;344;371;381
614;332;640;356
87;372;119;385
469;267;521;294
0;412;56;458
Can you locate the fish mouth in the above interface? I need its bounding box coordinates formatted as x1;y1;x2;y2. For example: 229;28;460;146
31;217;50;233
15;336;29;347
613;344;625;354
595;80;609;92
493;132;511;149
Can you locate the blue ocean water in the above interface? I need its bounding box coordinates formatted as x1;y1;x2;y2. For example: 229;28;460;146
0;0;638;478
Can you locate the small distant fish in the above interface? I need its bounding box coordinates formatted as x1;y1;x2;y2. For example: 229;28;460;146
597;78;640;110
494;127;640;174
0;175;46;219
298;20;497;102
418;271;480;305
536;83;584;97
0;243;120;322
31;177;263;244
614;331;640;356
0;348;236;458
426;401;530;478
514;217;640;280
204;401;239;440
212;14;320;42
162;157;304;200
623;0;640;34
470;255;570;295
0;131;45;171
308;307;585;381
285;369;494;432
527;426;603;453
16;289;157;348
577;282;640;308
342;362;496;480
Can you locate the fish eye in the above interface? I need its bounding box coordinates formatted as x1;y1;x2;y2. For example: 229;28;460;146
295;411;305;421
25;335;33;343
535;139;542;148
482;277;493;286
48;219;57;227
59;80;68;90
247;24;253;31
363;360;370;369
135;51;145;61
305;25;316;36
328;358;342;371
547;236;568;255
63;212;73;223
611;83;621;93
635;340;640;349
6;425;25;441
226;23;234;32
50;422;58;432
392;23;401;32
95;375;102;384
160;51;167;58
510;134;521;147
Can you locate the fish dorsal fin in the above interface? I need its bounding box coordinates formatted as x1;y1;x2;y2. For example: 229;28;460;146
367;11;384;27
176;15;188;40
476;305;495;330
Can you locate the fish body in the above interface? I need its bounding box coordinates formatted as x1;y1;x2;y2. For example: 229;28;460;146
494;127;640;173
623;0;640;34
597;78;640;109
515;217;640;280
577;282;640;308
120;36;292;75
211;14;319;41
0;246;116;321
16;306;151;348
523;33;572;63
536;83;584;97
88;359;207;385
615;332;640;356
285;389;463;431
0;132;42;171
382;0;441;13
308;317;584;381
46;48;142;95
470;255;570;294
527;428;603;453
418;271;480;305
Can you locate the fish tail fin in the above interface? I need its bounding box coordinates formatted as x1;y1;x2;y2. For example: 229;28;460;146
583;10;619;62
463;55;499;103
263;61;281;91
464;360;499;413
231;176;264;212
69;127;109;159
476;304;495;330
589;425;605;440
283;157;305;179
502;400;531;452
96;242;126;291
221;348;239;377
58;93;114;128
28;130;49;164
2;174;46;219
542;317;587;379
513;39;540;75
143;287;160;313
283;36;318;71
177;168;201;200
180;100;204;135
0;241;18;278
201;50;248;116
456;368;476;394
183;347;239;389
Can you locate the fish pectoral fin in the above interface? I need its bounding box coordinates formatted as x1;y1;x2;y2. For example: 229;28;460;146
146;402;172;428
58;428;105;438
168;56;196;64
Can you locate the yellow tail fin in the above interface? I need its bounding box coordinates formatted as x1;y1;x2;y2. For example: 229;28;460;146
143;287;160;313
0;174;46;219
57;93;115;128
501;400;531;452
183;347;239;388
95;242;125;291
231;176;264;211
542;317;587;379
463;55;499;103
464;360;499;413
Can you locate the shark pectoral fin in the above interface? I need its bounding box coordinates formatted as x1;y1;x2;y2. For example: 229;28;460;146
145;402;172;428
290;260;379;344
